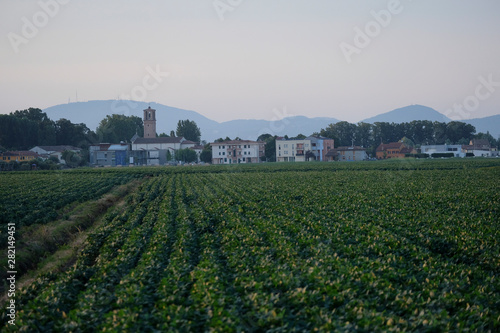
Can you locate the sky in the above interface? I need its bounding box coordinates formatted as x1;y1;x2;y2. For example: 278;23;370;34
1;0;500;123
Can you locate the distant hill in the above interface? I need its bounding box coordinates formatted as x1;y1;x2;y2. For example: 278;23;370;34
43;100;340;142
361;105;499;138
43;100;219;138
464;114;500;139
362;105;451;123
43;101;499;142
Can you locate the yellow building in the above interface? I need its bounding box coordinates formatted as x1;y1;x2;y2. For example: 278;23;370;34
0;151;40;162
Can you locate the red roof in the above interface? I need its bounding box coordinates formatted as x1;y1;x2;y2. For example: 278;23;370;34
1;151;40;157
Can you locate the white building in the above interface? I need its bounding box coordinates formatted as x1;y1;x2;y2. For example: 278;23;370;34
30;145;81;164
326;146;368;161
210;140;265;164
462;139;497;157
420;144;465;158
131;137;196;165
276;136;334;162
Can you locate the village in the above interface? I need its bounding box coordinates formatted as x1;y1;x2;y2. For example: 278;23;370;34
0;106;498;169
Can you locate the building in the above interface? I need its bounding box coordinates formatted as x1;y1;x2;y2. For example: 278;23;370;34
89;143;130;167
326;146;368;161
376;141;416;159
276;136;334;162
0;150;40;163
131;136;196;165
462;139;498;157
210;140;265;164
30;145;81;164
143;106;157;139
420;144;465;158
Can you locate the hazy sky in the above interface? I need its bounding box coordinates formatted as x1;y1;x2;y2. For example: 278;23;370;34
1;0;500;123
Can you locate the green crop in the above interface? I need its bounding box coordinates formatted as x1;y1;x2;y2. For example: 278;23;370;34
1;159;499;331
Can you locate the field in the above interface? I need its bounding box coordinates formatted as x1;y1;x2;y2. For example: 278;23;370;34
1;159;499;331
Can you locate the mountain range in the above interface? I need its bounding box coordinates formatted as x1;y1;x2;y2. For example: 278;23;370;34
43;100;500;142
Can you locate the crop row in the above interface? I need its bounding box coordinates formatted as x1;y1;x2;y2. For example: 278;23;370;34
2;163;499;331
0;171;140;248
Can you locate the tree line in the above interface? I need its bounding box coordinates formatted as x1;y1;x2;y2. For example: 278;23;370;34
315;120;498;155
1;108;498;166
0;108;96;151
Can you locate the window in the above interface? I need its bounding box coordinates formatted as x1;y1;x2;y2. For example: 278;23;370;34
222;152;225;155
284;144;288;148
228;152;231;156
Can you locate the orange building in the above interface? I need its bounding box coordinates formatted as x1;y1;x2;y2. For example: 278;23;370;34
376;142;416;159
0;151;40;162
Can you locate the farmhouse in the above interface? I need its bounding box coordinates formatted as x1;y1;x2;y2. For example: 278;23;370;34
376;141;416;159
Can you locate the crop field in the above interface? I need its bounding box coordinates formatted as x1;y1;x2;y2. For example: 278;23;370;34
1;159;499;331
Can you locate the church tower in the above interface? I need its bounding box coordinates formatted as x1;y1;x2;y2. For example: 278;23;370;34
143;106;156;138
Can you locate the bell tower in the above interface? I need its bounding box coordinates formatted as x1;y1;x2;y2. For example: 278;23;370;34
143;106;156;138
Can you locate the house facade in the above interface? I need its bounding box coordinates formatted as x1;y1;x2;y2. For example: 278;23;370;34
376;142;416;159
326;146;368;161
276;136;334;162
210;140;265;164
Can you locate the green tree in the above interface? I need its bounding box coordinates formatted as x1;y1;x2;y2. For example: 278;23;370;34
166;150;173;162
257;133;277;162
355;122;372;148
175;148;197;163
61;150;86;168
320;121;356;147
200;149;212;163
176;120;201;143
96;114;143;143
432;122;448;144
446;122;475;144
56;119;94;148
475;131;497;147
